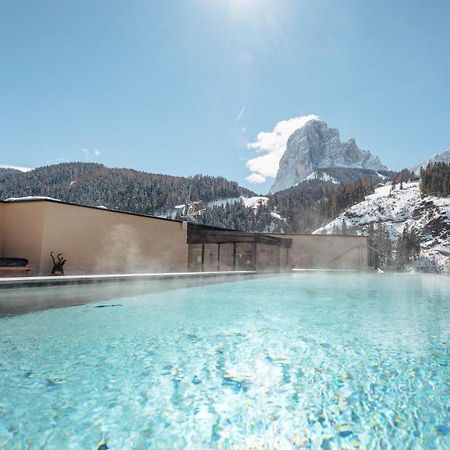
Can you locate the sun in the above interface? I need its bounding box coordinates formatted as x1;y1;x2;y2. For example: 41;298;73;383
201;0;280;24
231;0;263;10
226;0;272;19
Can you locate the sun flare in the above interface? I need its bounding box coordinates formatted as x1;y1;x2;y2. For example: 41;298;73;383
223;0;273;19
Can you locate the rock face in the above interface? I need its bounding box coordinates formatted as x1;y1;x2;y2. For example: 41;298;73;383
270;120;387;193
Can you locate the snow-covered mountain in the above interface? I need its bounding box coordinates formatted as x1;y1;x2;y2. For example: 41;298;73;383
270;120;388;193
315;181;450;272
412;149;450;174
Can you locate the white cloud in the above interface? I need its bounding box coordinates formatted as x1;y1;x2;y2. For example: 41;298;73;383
81;148;102;159
246;173;266;184
246;152;280;180
246;114;318;182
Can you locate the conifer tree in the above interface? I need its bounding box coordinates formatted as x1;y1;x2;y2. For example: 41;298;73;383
396;225;421;267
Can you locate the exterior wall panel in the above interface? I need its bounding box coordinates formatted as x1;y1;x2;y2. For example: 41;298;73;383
1;201;188;275
256;243;279;271
218;243;234;271
0;203;3;256
188;244;203;272
39;202;188;275
0;202;45;275
279;247;289;269
235;242;255;271
203;244;219;272
272;234;368;270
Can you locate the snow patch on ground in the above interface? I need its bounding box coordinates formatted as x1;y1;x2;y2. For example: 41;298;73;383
0;165;33;172
241;196;269;209
305;171;339;184
208;197;241;208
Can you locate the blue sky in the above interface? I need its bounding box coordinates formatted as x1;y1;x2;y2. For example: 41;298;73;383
1;0;449;193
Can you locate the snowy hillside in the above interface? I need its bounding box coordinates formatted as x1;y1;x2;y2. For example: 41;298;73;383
315;182;450;272
241;196;269;209
0;165;32;172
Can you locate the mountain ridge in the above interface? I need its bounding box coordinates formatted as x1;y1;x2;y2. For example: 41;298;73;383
0;162;255;217
270;119;388;193
411;149;450;174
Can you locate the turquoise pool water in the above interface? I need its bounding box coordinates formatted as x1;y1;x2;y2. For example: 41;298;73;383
0;273;449;449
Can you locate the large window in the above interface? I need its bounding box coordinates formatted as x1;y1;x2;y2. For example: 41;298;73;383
235;243;255;271
188;244;203;272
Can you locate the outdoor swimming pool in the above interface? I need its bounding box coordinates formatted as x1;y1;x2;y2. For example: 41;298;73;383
0;273;449;449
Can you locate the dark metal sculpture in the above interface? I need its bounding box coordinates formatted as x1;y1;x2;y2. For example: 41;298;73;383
173;184;206;223
50;252;66;276
175;200;206;222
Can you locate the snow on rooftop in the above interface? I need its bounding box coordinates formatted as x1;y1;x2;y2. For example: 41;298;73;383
4;196;61;203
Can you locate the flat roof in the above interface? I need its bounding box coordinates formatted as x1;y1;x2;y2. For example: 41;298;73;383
188;223;292;247
1;197;278;237
1;197;184;225
2;198;358;242
271;232;368;240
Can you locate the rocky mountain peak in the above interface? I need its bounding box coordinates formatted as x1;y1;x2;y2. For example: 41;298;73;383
270;119;387;193
428;149;450;164
412;149;450;174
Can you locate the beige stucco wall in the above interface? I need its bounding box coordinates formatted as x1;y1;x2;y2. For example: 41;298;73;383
1;201;189;275
271;234;369;270
1;201;369;275
0;202;46;275
40;202;189;275
1;202;44;275
0;203;3;255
